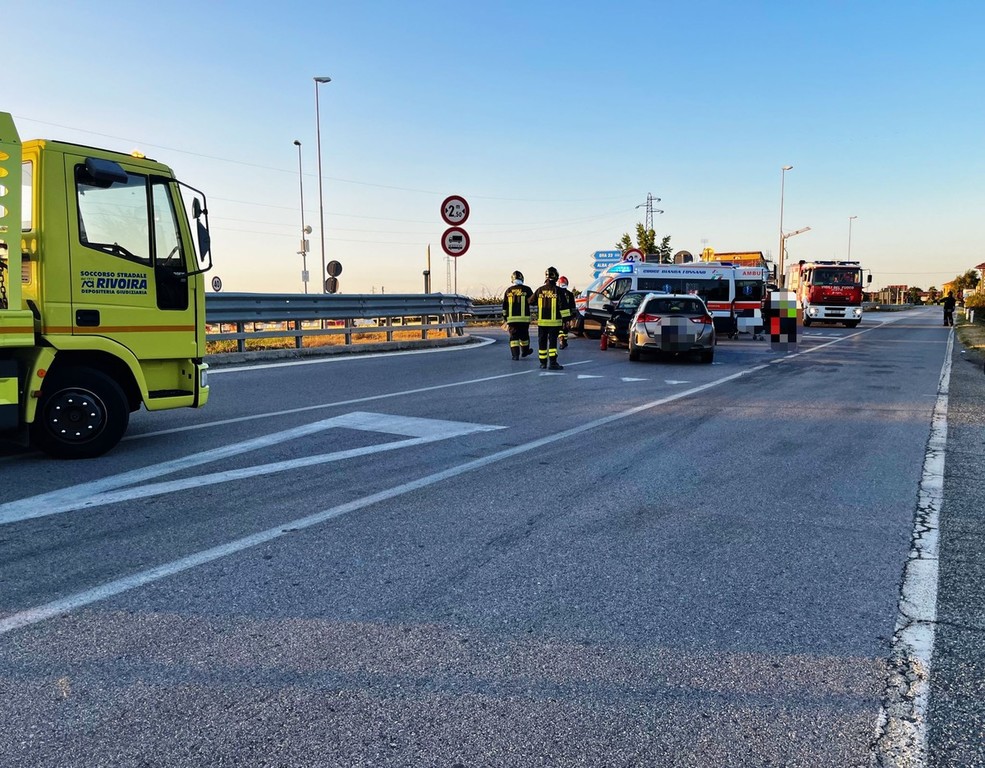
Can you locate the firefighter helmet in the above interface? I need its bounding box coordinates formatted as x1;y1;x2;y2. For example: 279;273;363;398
546;266;559;281
511;270;524;282
558;276;569;288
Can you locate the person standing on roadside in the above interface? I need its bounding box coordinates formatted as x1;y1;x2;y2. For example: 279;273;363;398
531;266;571;369
556;275;576;349
943;291;956;326
502;270;534;360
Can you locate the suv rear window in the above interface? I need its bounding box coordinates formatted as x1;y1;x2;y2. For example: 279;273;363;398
645;298;704;315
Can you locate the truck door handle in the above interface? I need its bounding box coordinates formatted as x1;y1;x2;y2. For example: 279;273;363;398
75;309;100;327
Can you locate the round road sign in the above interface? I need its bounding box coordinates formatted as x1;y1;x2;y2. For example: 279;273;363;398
440;195;470;226
327;260;343;277
441;226;470;257
622;248;645;262
211;276;222;292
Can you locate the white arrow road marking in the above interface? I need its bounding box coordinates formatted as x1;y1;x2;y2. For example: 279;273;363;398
664;380;691;385
0;413;503;525
577;375;604;379
0;364;771;636
620;377;649;382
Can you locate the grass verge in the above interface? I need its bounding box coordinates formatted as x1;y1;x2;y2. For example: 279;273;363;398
955;311;985;366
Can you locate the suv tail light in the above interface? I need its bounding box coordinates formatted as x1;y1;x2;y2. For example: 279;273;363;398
689;315;713;325
637;313;661;323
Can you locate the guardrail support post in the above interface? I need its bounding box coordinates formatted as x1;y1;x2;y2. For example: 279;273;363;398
237;322;245;353
294;320;303;349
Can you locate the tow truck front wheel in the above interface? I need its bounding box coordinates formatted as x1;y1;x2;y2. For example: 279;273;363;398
32;368;129;459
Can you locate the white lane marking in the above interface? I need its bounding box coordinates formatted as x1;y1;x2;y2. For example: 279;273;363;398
577;375;604;379
664;380;691;385
127;368;535;443
621;377;648;382
208;336;497;375
871;330;950;767
0;413;503;525
0;365;767;635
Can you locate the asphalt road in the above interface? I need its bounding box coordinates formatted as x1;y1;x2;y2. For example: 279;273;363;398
0;307;980;767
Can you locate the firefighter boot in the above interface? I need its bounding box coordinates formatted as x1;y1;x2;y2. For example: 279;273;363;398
521;347;533;357
549;360;564;370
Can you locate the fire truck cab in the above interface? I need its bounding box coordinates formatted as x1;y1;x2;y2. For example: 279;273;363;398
785;260;871;328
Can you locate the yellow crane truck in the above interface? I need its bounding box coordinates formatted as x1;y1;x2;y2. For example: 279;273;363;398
0;112;211;458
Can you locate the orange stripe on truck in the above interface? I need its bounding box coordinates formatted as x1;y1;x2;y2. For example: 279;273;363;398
44;325;197;334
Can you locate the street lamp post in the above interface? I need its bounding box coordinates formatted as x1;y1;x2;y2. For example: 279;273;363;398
293;140;309;294
778;165;793;286
848;215;858;260
314;76;332;293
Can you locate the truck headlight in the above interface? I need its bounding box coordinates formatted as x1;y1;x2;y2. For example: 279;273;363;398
200;366;209;389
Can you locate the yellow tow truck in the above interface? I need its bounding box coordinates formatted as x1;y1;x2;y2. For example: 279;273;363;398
0;111;211;458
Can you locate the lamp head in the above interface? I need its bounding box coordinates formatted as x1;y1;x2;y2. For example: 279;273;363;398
314;76;332;84
293;139;301;146
782;165;793;171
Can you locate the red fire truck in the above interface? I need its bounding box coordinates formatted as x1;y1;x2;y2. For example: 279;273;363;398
785;260;871;328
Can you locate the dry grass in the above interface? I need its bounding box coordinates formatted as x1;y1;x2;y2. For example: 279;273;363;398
956;311;985;361
206;329;435;354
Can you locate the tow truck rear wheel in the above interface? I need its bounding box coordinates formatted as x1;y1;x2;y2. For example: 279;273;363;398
32;367;129;459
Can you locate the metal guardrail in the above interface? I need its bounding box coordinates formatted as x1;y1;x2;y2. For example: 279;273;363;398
205;292;476;352
467;303;502;318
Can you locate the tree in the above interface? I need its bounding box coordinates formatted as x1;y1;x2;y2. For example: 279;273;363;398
616;224;672;262
952;269;981;292
906;286;924;305
654;235;673;264
927;286;940;303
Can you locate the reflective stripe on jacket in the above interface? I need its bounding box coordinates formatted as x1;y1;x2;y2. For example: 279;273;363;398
531;282;571;327
503;285;533;323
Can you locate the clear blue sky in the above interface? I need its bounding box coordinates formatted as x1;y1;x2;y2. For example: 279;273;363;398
8;0;983;296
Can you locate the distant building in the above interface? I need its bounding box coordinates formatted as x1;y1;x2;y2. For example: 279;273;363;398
876;284;909;304
702;251;769;269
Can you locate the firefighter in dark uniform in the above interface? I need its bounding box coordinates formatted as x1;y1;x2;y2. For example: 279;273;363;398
502;270;534;360
556;275;575;349
943;291;956;326
531;266;571;369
